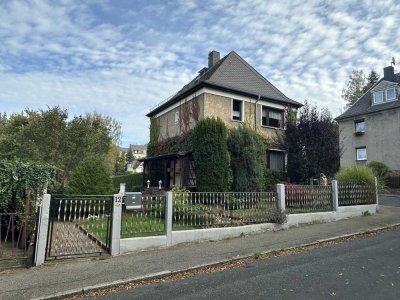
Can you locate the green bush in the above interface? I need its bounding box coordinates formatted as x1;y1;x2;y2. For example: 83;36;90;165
263;169;285;191
367;161;390;179
112;173;143;192
192;117;230;192
227;126;266;192
335;165;375;185
67;156;114;195
385;170;400;188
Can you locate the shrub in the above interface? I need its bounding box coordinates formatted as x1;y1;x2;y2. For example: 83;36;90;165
67;156;114;195
385;170;400;188
112;173;143;192
367;161;390;179
335;165;375;185
263;169;285;192
192;117;230;192
227;126;266;192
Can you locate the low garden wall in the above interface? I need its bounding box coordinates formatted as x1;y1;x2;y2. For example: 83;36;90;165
119;179;378;254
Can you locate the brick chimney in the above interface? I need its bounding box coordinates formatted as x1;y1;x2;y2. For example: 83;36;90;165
208;50;220;68
383;66;394;82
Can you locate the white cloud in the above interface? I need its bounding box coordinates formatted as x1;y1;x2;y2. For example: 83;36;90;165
1;0;400;145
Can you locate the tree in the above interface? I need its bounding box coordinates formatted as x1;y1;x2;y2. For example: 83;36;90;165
227;125;266;192
363;70;380;93
342;70;380;107
0;107;121;190
113;152;126;175
66;156;114;195
283;102;340;183
192;117;230;192
126;147;134;164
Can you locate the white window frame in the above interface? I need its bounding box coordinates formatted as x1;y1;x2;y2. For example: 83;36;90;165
373;91;383;104
231;99;244;122
354;119;365;133
385;87;396;101
261;106;284;129
356;147;367;161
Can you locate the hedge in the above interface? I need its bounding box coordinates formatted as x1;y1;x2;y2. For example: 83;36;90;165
112;173;143;192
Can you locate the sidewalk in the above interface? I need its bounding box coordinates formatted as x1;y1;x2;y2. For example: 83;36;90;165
1;206;399;300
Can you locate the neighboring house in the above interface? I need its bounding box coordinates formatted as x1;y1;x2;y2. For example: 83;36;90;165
127;160;144;173
336;65;400;170
129;144;147;160
143;50;302;189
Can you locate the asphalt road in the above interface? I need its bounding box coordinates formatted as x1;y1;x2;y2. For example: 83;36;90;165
380;194;400;207
100;228;400;300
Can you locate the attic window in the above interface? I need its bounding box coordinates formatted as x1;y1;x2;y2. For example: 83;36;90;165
386;87;396;101
373;91;383;104
232;99;243;121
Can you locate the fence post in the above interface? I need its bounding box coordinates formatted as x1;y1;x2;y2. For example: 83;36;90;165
276;184;285;212
331;180;339;211
34;193;51;266
110;190;124;256
119;183;126;195
165;191;173;246
375;177;379;210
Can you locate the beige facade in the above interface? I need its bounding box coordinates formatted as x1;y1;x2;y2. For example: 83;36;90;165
157;94;204;140
156;91;285;141
339;108;400;170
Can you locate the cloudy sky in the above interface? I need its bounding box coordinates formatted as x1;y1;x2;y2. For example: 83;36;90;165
1;0;399;146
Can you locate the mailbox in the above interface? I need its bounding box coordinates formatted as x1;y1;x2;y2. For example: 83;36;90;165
123;192;142;210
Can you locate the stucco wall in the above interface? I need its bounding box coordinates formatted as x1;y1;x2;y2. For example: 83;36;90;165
157;94;204;140
203;93;283;139
339;108;400;170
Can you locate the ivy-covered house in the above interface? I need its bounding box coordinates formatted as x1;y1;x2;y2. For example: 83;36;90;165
143;50;302;189
336;65;400;170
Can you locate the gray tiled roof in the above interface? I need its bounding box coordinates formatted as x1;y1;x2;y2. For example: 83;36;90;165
147;51;302;117
336;74;400;120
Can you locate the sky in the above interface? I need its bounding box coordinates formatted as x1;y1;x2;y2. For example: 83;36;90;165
1;0;399;147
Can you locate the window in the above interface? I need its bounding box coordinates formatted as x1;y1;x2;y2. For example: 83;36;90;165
174;111;179;124
386;87;396;101
262;107;283;128
373;91;383;104
354;119;365;134
267;150;285;171
232;99;243;121
356;147;367;161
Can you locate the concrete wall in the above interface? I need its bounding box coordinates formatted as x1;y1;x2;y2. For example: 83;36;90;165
119;203;378;254
339;108;400;170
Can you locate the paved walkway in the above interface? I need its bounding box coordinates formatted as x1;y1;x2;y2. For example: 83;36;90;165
0;205;399;300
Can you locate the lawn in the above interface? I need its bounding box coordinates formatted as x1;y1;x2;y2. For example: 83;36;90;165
81;204;279;242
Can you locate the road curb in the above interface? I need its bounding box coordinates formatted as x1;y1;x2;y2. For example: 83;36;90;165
35;223;400;300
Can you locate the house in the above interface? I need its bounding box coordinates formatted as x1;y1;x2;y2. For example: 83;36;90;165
126;160;144;173
129;144;147;160
336;65;400;170
143;50;303;189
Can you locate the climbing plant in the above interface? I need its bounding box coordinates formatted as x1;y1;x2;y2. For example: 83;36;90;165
192;117;230;192
227;125;267;192
0;159;55;213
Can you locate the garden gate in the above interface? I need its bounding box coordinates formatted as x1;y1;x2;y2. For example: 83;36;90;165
45;195;113;260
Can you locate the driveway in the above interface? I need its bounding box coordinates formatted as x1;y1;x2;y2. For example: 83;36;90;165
379;194;400;207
